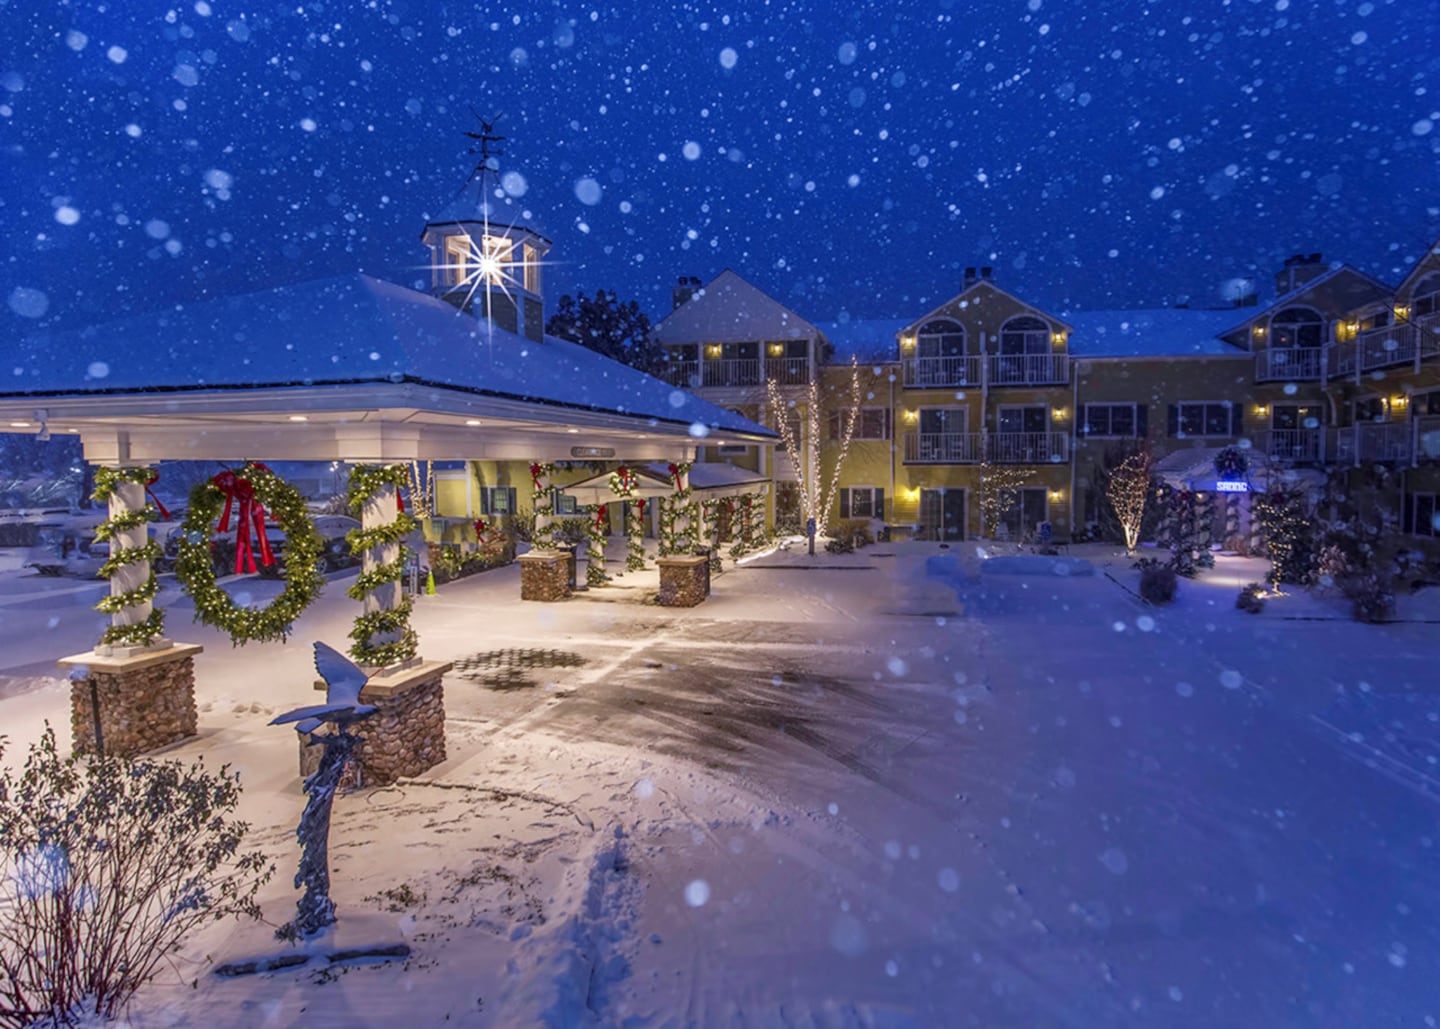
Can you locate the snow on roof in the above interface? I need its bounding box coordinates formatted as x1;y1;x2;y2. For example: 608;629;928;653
814;319;908;364
653;270;820;344
1215;265;1395;339
1060;308;1244;358
421;194;551;242
4;273;769;437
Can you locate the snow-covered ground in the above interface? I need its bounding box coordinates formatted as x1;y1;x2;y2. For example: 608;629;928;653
2;540;1439;1026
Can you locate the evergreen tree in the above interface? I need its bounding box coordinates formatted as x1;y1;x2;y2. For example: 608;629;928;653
546;290;665;376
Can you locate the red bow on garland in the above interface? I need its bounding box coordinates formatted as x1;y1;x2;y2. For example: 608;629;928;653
473;519;487;544
635;499;646;516
594;505;608;531
529;463;545;492
667;463;684;491
144;471;171;521
213;466;275;575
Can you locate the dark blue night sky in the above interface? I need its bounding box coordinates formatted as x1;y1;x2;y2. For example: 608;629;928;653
3;0;1438;338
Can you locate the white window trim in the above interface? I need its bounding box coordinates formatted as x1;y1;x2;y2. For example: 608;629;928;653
841;486;883;520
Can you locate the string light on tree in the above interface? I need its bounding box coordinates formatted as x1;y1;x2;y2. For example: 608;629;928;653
1106;448;1153;554
766;358;861;536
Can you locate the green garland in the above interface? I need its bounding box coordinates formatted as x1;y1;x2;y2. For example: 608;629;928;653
91;466;166;647
658;462;694;556
529;462;557;550
627;500;647;571
175;463;324;646
346;464;419;667
586;506;609;587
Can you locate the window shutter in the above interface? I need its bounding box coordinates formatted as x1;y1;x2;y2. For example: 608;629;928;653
1076;404;1087;438
1167;404;1179;437
839;490;851;519
1230;403;1244;436
1135;404;1148;437
875;488;885;520
480;488;493;516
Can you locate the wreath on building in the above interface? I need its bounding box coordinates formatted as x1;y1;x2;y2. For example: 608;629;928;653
92;466;167;647
1213;446;1248;481
176;463;325;645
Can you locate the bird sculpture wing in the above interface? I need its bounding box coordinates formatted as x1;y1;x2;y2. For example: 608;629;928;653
314;641;370;708
269;701;375;726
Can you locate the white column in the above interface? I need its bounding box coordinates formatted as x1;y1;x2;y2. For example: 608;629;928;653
108;477;153;632
362;484;402;646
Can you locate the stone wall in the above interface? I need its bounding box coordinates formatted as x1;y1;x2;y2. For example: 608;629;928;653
519;552;572;601
299;673;446;788
658;555;710;607
67;649;200;758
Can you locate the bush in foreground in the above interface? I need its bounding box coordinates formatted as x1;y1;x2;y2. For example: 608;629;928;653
1135;558;1178;604
1;727;272;1027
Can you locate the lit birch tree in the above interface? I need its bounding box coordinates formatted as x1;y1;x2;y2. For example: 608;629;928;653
1107;448;1153;553
766;358;862;536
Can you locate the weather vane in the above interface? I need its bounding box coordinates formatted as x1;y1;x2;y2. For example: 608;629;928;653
463;110;506;191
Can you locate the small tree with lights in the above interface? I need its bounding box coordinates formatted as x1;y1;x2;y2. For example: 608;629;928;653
977;458;1033;540
767;358;862;537
1105;447;1153;554
1251;478;1317;588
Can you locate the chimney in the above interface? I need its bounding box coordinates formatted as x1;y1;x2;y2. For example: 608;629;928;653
963;266;978;288
980;266;993;281
672;275;701;310
1274;252;1326;296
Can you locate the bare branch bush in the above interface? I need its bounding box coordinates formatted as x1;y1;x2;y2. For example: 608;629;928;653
0;726;273;1027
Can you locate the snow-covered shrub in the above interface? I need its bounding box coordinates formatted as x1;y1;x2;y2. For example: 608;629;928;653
1236;583;1266;614
824;520;873;554
1340;573;1395;623
1135;558;1177;604
0;727;272;1027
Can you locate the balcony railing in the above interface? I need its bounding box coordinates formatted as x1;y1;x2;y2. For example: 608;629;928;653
1417;415;1440;463
701;358;762;388
1255;347;1322;382
902;355;982;388
902;431;982;464
663;361;700;388
1337;422;1412;465
988;431;1068;464
764;356;811;385
988;354;1069;386
1259;428;1325;464
1327;322;1440;379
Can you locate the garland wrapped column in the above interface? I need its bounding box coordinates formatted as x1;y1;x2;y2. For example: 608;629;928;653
586;505;609;586
346;465;417;668
93;467;165;648
749;490;765;546
1194;492;1215;568
699;499;722;574
727;497;750;560
1225;495;1241;546
627;499;647;571
659;462;694;557
529;462;556;551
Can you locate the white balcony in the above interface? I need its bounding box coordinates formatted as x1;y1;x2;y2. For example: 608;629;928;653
988;354;1069;386
1255;347;1322;382
903;431;982;464
902;355;981;389
988;431;1068;464
1337;422;1412;464
1259;428;1326;464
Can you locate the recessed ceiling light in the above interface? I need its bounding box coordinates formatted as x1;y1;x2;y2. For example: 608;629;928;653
9;421;31;428
465;419;481;426
566;428;579;434
288;415;308;422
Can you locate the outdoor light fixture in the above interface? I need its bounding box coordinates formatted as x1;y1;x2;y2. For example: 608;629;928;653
566;428;579;434
465;419;481;426
1395;305;1410;320
9;421;31;428
1052;407;1067;420
1052;332;1065;344
1253;324;1266;337
1255;404;1269;416
289;415;308;422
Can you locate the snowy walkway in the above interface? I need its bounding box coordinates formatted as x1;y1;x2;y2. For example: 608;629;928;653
1;542;1438;1026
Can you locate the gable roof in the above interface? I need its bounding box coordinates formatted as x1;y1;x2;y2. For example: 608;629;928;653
1396;238;1440;295
1061;308;1245;358
2;273;770;437
901;280;1073;335
1217;265;1394;342
653;270;820;344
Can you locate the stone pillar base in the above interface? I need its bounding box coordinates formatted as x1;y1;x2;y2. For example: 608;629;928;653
58;643;203;758
519;551;572;601
657;555;710;607
298;660;451;787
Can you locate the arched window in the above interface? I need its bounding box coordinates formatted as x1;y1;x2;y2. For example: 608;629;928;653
1270;307;1323;349
1413;273;1440;318
999;316;1051;355
916;319;964;357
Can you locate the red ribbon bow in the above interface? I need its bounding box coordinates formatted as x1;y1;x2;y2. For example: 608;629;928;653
144;471;171;521
595;505;608;531
668;463;684;491
473;519;487;543
529;463;544;492
213;467;274;575
635;498;646;516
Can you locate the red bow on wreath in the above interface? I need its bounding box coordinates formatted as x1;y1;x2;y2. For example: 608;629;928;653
213;467;275;575
144;471;171;521
595;504;608;531
529;463;545;491
473;519;487;544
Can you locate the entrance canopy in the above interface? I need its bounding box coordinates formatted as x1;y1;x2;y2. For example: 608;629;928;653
0;274;776;465
558;462;770;506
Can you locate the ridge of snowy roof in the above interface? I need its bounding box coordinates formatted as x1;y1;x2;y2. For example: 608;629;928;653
1215;264;1395;338
1060;308;1244;357
653;270;821;343
4;273;768;436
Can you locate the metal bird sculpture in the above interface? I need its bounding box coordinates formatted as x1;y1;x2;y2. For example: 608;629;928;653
271;642;379;939
269;642;377;734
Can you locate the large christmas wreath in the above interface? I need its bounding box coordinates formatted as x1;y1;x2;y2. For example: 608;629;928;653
92;466;167;647
1213;446;1249;481
176;463;324;645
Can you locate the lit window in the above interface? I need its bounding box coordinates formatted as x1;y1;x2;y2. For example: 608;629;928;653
523;242;541;293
